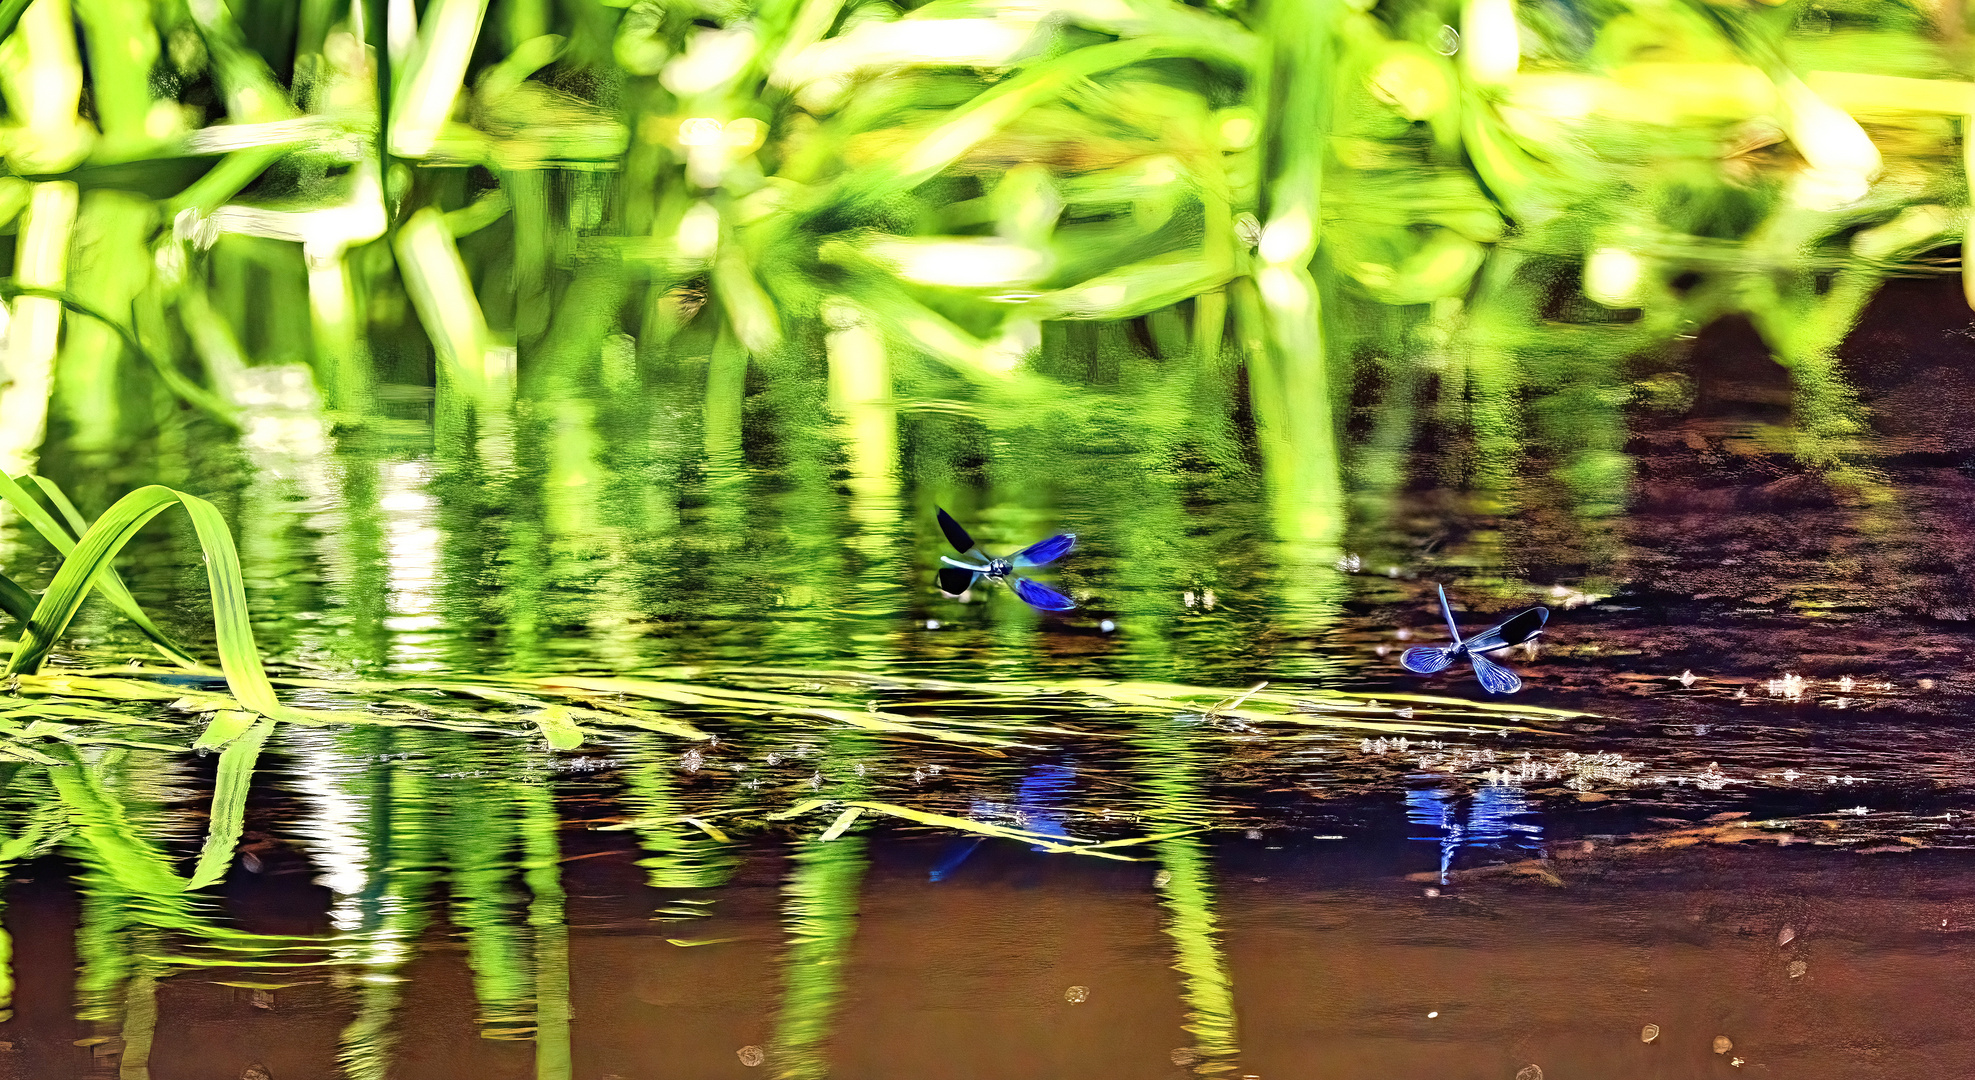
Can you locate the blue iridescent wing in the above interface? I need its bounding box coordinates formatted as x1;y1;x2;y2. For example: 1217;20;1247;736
1469;652;1523;695
1010;576;1075;611
936;508;976;554
1011;533;1076;568
1463;607;1549;652
936;567;979;596
1401;646;1457;674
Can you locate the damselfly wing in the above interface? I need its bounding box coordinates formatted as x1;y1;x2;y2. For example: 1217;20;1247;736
933;508;1078;612
936;567;980;596
1463;606;1549;652
1011;576;1075;611
1011;533;1076;567
1469;652;1524;695
1398;585;1548;694
937;508;979;556
1400;645;1457;674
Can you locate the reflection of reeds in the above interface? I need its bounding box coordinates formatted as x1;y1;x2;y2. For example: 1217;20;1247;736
0;1;1951;573
767;836;867;1080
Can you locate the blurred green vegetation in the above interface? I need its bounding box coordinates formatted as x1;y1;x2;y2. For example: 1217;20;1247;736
0;0;1961;570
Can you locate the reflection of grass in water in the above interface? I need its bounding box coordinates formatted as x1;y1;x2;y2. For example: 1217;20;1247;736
4;0;1961;669
1134;713;1242;1073
768;836;868;1080
1155;837;1239;1076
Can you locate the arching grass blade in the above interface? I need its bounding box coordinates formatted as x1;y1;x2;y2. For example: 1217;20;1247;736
4;485;303;724
0;473;202;668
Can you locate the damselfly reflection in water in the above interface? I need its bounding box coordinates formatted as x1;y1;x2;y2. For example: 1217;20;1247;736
935;508;1078;611
1406;783;1543;885
1401;585;1550;694
930;761;1077;881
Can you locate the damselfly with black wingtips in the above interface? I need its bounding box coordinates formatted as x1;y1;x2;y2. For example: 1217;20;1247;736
1400;585;1549;694
935;508;1077;611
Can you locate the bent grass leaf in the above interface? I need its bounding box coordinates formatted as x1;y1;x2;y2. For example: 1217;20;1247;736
532;677;1032;747
0;737;60;764
837;800;1146;860
0;286;238;426
4;485;304;725
0;473;202;668
186;717;273;890
193;710;258;751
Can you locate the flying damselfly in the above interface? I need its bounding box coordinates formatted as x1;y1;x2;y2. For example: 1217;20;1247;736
1400;585;1549;694
935;508;1077;611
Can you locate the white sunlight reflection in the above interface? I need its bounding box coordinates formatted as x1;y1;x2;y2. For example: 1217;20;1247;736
282;728;380;936
380;459;446;671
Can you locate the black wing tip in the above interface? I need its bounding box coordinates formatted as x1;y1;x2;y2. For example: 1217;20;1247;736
1496;606;1551;646
936;567;978;596
936;507;975;553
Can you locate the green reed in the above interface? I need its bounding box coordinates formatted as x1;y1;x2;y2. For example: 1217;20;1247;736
0;0;1961;511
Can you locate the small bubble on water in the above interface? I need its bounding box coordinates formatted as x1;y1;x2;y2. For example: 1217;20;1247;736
1516;1066;1543;1080
1778;927;1796;947
1434;23;1460;54
737;1045;765;1067
1154;869;1172;887
1641;1024;1660;1043
925;619;940;630
1427;1011;1438;1018
1788;960;1807;978
1064;985;1089;1003
1713;1035;1733;1055
1100;619;1116;632
1245;829;1262;840
1423;887;1440;898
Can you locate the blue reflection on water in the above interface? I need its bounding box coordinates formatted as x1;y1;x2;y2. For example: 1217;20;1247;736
930;762;1077;882
1405;781;1544;884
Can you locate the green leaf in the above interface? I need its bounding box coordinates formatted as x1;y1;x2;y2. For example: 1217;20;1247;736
530;705;587;750
0;473;202;668
4;485;304;725
187;718;274;890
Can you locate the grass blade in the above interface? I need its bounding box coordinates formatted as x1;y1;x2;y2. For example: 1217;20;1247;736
0;473;202;668
185;717;274;890
817;807;862;842
4;485;304;724
0;570;31;624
